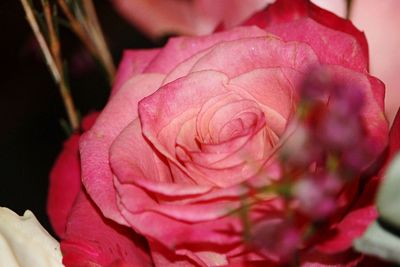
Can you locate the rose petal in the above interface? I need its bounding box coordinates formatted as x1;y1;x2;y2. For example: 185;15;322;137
190;36;318;78
266;18;366;72
61;190;152;267
243;0;369;70
116;181;282;250
47;134;81;237
230;67;300;135
139;70;230;173
47;113;99;237
110;119;214;195
145;26;267;74
80;73;164;224
327;65;388;156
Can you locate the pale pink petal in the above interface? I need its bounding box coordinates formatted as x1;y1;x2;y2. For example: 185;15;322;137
80;74;164;224
195;92;244;143
190;36;319;78
139;70;230;167
145;26;267;74
118;182;241;223
116;181;282;250
351;0;400;124
230;67;300;135
110;119;213;195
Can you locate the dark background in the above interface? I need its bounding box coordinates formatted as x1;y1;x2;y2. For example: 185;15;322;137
0;0;156;234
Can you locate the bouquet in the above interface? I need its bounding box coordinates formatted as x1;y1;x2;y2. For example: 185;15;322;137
2;0;400;266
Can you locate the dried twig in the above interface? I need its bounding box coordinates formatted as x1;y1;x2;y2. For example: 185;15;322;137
82;0;115;82
57;0;98;57
57;0;115;83
346;0;353;19
20;0;61;82
42;0;62;69
20;0;80;131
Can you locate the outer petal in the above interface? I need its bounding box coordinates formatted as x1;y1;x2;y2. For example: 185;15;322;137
328;66;388;156
61;190;152;267
80;73;164;225
47;113;98;237
243;0;368;71
116;179;283;266
47;134;81;237
144;26;267;74
189;36;319;78
300;250;363;267
311;96;395;258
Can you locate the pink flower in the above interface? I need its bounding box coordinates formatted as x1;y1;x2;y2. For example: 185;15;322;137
111;0;273;37
49;0;391;266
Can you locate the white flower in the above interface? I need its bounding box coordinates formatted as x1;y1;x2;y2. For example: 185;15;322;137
0;207;64;267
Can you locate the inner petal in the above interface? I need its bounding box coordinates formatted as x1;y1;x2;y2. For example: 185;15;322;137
196;92;243;144
219;118;245;142
207;99;264;144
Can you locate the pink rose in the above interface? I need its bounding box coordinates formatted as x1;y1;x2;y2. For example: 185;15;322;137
112;0;273;37
49;0;391;266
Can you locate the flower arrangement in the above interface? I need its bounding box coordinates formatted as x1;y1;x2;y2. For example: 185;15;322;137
3;0;400;266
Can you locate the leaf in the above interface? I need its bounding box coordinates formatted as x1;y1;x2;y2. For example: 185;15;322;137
354;221;400;264
354;153;400;264
377;153;400;228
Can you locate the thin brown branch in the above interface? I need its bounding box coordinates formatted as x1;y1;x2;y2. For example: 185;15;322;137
20;0;80;131
41;0;62;70
82;0;115;82
57;0;98;57
59;82;80;132
346;0;353;19
57;0;115;84
20;0;61;82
